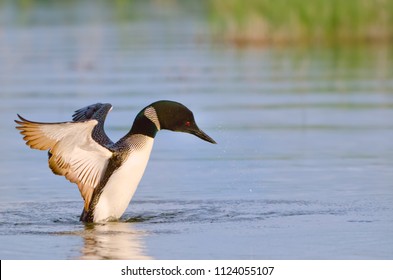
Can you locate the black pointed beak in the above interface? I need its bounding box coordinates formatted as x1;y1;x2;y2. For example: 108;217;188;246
188;127;217;144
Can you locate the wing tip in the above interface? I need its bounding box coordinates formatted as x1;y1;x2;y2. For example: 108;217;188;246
15;114;30;132
15;114;25;125
15;114;40;127
14;114;54;150
71;103;113;122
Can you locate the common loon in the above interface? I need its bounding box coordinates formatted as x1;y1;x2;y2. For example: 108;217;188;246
15;100;216;223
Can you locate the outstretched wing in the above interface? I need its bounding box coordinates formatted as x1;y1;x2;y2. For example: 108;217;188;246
72;103;114;146
15;115;113;211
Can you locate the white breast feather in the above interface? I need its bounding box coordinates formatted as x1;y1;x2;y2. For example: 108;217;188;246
93;137;154;222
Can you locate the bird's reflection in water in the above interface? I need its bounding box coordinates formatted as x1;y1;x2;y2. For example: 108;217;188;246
79;222;151;260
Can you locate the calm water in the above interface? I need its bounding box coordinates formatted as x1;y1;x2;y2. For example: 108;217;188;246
1;1;393;259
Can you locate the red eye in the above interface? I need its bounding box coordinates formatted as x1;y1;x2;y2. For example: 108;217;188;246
185;121;191;127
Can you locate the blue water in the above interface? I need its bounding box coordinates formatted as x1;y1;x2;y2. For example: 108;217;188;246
0;1;393;259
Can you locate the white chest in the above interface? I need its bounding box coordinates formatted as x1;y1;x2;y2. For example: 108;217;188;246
93;137;154;222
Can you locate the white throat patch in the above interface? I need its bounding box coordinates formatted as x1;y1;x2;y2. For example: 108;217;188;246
144;106;160;130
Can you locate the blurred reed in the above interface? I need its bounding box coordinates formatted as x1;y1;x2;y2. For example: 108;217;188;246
209;0;393;46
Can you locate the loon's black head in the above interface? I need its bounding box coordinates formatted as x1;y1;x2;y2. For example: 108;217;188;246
141;100;216;144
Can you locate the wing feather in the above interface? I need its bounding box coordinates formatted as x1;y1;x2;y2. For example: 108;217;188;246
72;103;111;122
72;103;114;147
15;115;113;210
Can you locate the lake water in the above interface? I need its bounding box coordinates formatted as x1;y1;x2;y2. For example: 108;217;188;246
0;1;393;260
